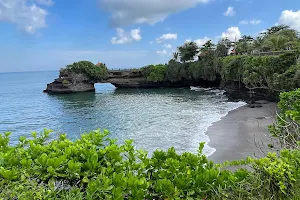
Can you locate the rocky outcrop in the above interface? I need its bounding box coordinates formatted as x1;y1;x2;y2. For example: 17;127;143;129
44;69;278;102
44;71;95;94
220;80;279;102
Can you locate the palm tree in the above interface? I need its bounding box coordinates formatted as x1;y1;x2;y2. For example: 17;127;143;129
262;35;289;51
177;42;199;63
172;52;179;61
253;36;265;52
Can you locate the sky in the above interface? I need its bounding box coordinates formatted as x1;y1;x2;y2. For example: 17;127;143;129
0;0;300;72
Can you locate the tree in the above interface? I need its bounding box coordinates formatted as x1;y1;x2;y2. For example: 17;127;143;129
253;36;265;52
235;35;254;55
262;35;289;51
216;42;228;57
177;42;199;63
264;25;290;36
200;40;215;52
172;52;179;61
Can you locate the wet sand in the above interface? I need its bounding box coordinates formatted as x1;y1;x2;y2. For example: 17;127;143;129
207;103;279;163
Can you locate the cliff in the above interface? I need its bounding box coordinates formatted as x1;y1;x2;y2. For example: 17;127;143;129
44;71;95;94
44;68;280;102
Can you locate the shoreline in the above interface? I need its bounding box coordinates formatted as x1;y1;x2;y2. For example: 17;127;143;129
206;102;278;163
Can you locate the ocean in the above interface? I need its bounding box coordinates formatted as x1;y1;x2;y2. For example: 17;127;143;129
0;71;246;156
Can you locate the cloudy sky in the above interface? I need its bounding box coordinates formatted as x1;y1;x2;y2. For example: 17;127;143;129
0;0;299;72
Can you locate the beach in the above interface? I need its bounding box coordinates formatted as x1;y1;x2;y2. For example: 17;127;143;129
207;102;279;163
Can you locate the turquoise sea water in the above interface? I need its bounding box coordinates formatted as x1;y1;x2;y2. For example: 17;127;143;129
0;71;245;156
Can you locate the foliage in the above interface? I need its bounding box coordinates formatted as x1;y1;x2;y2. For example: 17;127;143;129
262;35;289;51
200;40;215;52
269;89;300;148
0;125;300;199
218;52;299;92
63;61;108;81
235;35;254;55
177;41;199;62
219;55;246;81
139;50;299;93
189;51;218;81
215;40;229;57
141;64;167;82
166;60;189;82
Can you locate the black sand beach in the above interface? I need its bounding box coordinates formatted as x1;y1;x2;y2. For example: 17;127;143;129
207;102;279;163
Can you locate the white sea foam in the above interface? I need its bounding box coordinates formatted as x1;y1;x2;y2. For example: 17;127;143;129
189;86;246;156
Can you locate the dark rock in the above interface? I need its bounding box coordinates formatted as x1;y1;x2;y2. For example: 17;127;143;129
44;69;279;103
44;72;95;94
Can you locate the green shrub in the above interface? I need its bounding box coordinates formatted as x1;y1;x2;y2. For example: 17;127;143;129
64;61;108;81
269;89;300;148
189;51;217;81
217;52;300;92
220;55;247;81
1;122;300;199
141;64;167;82
166;60;188;82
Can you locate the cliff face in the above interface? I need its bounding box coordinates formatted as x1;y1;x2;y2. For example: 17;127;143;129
44;69;278;101
44;71;95;94
220;80;279;102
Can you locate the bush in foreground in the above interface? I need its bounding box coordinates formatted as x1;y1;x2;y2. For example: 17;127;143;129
0;130;299;199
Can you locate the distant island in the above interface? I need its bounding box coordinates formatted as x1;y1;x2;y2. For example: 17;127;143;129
45;25;300;102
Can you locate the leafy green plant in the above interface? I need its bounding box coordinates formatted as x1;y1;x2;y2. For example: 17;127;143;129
62;61;108;81
269;89;300;148
141;64;167;82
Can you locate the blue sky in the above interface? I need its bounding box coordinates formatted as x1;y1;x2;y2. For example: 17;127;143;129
0;0;300;72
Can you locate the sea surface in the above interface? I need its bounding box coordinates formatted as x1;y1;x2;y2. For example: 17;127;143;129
0;71;246;156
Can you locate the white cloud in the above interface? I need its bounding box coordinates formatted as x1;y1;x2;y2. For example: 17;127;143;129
185;38;192;43
240;19;262;25
99;0;211;26
278;10;300;31
111;28;142;44
156;49;168;55
32;0;53;6
221;27;241;41
194;37;210;46
156;33;177;43
224;6;235;17
184;37;210;47
0;0;50;34
240;20;248;24
130;28;142;41
163;44;172;48
250;19;262;25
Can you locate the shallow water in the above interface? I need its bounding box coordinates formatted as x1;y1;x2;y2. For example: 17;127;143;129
0;71;246;156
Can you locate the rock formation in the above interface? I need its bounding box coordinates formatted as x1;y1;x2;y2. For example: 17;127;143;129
44;69;278;102
44;70;95;94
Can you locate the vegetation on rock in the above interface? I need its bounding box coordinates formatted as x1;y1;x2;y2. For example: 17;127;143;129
61;61;108;81
141;64;167;83
138;25;300;96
